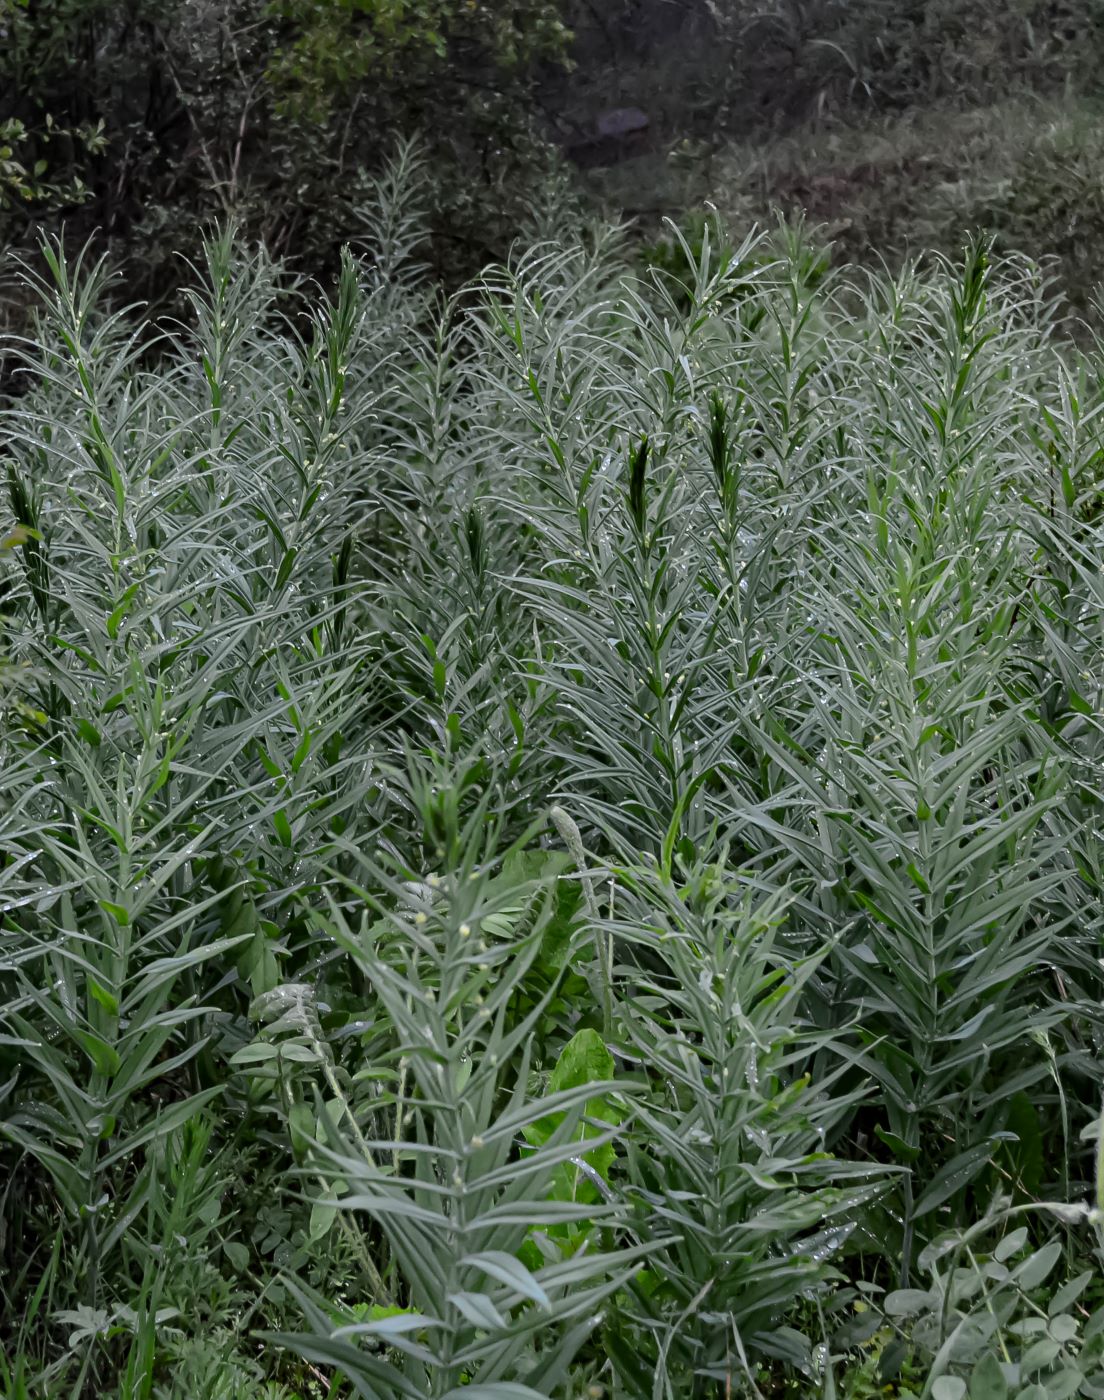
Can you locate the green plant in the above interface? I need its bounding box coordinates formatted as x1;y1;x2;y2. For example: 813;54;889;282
840;1114;1104;1400
2;200;1104;1397
604;860;890;1397
259;820;655;1396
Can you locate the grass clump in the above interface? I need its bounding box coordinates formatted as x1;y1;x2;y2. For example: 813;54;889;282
2;160;1104;1397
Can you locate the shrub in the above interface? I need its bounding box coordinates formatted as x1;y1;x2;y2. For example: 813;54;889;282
0;0;572;304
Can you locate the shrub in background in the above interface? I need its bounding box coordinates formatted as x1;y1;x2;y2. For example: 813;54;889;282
0;0;572;309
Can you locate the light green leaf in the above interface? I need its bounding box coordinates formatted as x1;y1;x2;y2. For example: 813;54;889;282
458;1252;550;1308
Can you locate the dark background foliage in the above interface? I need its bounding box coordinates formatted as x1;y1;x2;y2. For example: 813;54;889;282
6;0;1104;313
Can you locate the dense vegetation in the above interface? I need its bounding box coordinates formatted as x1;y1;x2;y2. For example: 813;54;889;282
2;146;1104;1396
10;0;1104;319
0;0;571;304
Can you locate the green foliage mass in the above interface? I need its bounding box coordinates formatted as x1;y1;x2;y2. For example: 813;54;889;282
2;155;1104;1397
268;0;570;118
0;0;570;300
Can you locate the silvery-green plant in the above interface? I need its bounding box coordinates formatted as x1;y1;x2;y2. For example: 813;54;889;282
591;856;890;1399
2;194;1104;1398
0;155;427;1386
257;813;656;1398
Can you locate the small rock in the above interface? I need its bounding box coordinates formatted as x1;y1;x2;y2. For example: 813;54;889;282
595;107;649;139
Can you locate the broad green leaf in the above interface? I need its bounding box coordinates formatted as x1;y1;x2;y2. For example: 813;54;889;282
523;1028;622;1204
884;1289;934;1317
994;1227;1029;1263
1047;1271;1092;1317
1012;1238;1062;1291
223;1241;249;1271
76;718;102;747
968;1353;1008;1400
86;978;119;1016
71;1029;120;1077
1039;1370;1083;1400
874;1125;921;1163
